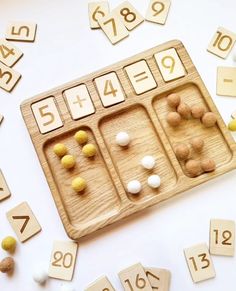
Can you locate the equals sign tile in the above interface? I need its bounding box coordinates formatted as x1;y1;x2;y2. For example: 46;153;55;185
224;78;233;83
133;71;149;82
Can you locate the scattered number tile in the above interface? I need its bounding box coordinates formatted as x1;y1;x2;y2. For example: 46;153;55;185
146;0;171;25
6;202;41;242
145;267;171;291
154;48;186;82
64;84;95;119
0;62;21;92
6;22;37;42
0;39;23;67
31;97;63;134
85;276;115;291
94;72;125;107
217;67;236;97
88;1;110;29
184;243;215;283
231;110;236;119
114;1;144;31
48;240;78;281
210;219;235;256
207;27;236;59
125;60;157;94
0;169;11;202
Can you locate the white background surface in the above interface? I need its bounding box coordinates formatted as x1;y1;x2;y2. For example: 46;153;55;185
0;0;236;290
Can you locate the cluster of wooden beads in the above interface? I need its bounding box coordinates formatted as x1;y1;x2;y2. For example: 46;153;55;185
0;236;17;274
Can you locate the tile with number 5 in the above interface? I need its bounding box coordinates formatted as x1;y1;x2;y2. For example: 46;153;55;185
6;22;37;42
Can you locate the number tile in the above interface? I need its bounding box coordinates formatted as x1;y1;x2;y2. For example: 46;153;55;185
6;22;37;42
210;219;235;256
217;67;236;97
31;97;63;134
94;72;125;107
64;84;95;120
145;267;171;291
0;169;11;202
6;202;41;242
184;243;215;283
113;1;144;31
0;39;23;67
154;48;186;82
207;27;236;59
119;263;153;291
146;0;171;25
125;60;157;94
48;240;78;281
88;1;110;29
98;11;129;45
0;114;3;125
0;62;21;92
85;276;115;291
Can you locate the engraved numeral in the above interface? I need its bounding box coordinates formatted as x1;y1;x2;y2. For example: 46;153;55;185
161;55;175;73
189;253;210;272
213;31;233;51
103;18;117;36
38;105;55;126
152;1;165;16
52;251;73;269
120;7;136;23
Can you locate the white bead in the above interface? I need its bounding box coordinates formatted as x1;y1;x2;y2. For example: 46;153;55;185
116;131;130;147
127;180;142;194
60;284;76;291
141;155;156;169
32;265;48;284
148;175;161;188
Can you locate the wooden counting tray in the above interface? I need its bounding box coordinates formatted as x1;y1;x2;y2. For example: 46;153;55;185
21;40;236;240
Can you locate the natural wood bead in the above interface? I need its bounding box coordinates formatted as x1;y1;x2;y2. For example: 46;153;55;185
190;137;204;153
201;159;216;172
175;144;190;160
177;103;191;119
191;105;206;119
167;112;181;127
167;93;181;108
185;159;202;177
202;112;217;128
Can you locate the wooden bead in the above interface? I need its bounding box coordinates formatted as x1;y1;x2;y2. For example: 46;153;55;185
175;144;190;161
82;144;97;157
177;103;191;119
74;130;88;145
191;105;205;119
61;155;76;169
72;177;86;193
167;93;181;108
53;143;68;157
185;160;202;177
202;112;217;128
228;119;236;131
167;112;181;127
0;257;14;273
201;159;216;172
190;137;204;152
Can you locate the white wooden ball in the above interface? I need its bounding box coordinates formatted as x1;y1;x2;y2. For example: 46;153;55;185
148;175;161;188
116;132;130;147
32;265;48;284
141;155;156;169
127;180;142;194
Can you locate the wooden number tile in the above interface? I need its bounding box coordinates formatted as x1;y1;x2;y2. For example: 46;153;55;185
0;39;23;67
146;0;171;25
210;219;235;256
31;97;63;134
64;84;95;119
231;110;236;119
6;22;37;42
145;267;171;291
0;169;11;202
184;243;215;283
85;276;115;291
113;1;144;31
88;1;110;29
0;62;21;92
119;263;153;291
98;11;129;45
48;240;78;281
217;67;236;97
94;72;125;107
0;114;3;125
155;48;186;82
7;202;41;242
207;27;236;59
125;60;157;94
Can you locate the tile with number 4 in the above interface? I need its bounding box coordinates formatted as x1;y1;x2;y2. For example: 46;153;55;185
48;240;78;281
88;1;110;29
146;0;171;25
6;22;37;42
145;267;171;291
85;276;115;291
210;219;235;256
0;62;21;92
0;169;11;202
184;243;215;283
217;67;236;97
114;1;144;31
0;39;23;67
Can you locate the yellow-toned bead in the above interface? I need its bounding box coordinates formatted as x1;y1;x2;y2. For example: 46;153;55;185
82;144;97;158
61;155;76;169
72;177;86;193
228;119;236;131
1;236;17;253
74;130;88;145
53;143;67;157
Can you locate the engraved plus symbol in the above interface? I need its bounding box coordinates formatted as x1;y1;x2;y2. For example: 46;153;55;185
73;95;86;108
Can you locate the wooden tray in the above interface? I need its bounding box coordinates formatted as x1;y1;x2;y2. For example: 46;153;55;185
21;40;236;240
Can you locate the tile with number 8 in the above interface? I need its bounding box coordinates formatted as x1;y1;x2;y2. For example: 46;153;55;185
6;22;37;42
88;1;110;29
0;39;23;67
85;276;115;291
146;0;171;25
0;62;21;92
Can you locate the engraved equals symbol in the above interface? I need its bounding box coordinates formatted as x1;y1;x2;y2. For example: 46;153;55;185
133;71;148;82
224;79;233;83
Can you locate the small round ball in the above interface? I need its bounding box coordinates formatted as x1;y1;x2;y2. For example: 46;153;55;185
141;155;156;170
202;112;217;128
191;105;206;119
33;265;48;284
1;236;17;253
175;144;190;161
201;159;216;172
167;93;181;108
167;112;181;127
60;284;76;291
74;130;88;145
82;144;97;157
190;137;204;153
177;103;191;119
53;143;68;157
228;119;236;131
127;180;142;194
71;177;86;193
185;159;202;177
61;155;76;169
116;132;130;147
0;257;14;273
148;175;161;189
